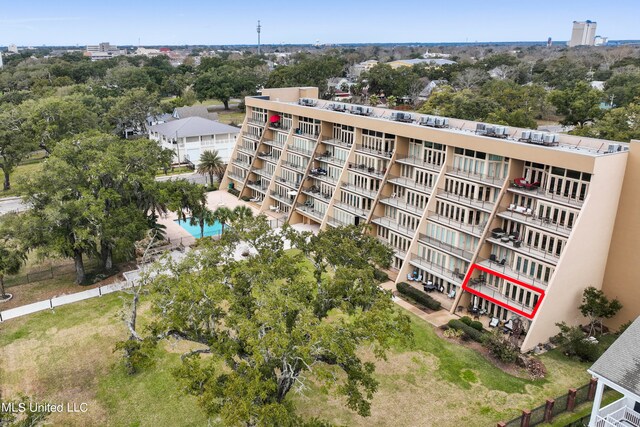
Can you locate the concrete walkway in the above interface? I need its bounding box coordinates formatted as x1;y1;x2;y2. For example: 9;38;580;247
380;280;457;327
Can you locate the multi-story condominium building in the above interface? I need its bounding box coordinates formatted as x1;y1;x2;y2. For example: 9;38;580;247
569;20;597;47
221;87;638;352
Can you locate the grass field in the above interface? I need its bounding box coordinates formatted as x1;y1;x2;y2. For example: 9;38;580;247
0;287;597;427
1;160;43;197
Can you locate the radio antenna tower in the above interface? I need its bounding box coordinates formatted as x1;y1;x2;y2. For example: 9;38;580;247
257;20;261;55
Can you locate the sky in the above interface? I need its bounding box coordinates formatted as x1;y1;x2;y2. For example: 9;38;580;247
1;0;639;47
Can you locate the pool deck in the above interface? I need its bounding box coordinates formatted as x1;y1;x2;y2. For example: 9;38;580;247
158;190;307;246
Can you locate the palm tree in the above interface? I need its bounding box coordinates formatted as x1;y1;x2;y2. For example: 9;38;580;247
232;205;253;222
212;206;234;234
197;150;226;187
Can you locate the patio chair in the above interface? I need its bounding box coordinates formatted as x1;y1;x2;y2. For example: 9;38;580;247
447;289;456;299
416;274;423;281
489;317;500;328
489;254;497;263
407;273;414;281
499;258;507;266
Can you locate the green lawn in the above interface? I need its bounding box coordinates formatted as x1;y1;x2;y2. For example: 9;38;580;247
0;287;597;427
1;160;43;197
217;111;245;126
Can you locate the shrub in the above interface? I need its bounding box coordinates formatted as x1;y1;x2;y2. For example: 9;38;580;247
443;328;464;339
555;322;602;362
460;316;473;326
470;321;484;331
396;282;441;311
574;340;601;362
447;319;485;342
227;188;240;196
240;196;250;202
373;269;389;283
482;329;519;363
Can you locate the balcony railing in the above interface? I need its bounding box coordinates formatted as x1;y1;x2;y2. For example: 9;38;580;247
340;182;379;199
445;166;506;187
247;118;266;126
295;204;325;222
314;152;346;167
269;191;295;206
287;145;314;157
378;197;425;216
237;144;257;155
418;234;475;262
508;185;585;208
435;189;495;212
387;176;432;194
395;155;443;173
309;173;338;186
242;132;262;141
409;255;466;285
256;151;275;161
231;159;251;169
322;138;353;149
326;216;354;228
301;186;333;202
476;257;550;290
262;139;285;149
251;168;273;180
465;280;535;316
371;216;417;238
427;211;487;237
596;398;640;427
334;202;370;218
486;236;561;265
246;181;269;193
274;176;301;189
281;160;308;174
227;172;245;182
497;209;572;238
347;163;386;179
354;144;394;159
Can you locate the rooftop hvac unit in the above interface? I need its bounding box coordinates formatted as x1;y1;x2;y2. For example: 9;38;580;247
520;131;531;141
542;134;559;145
476;123;487;133
436;118;449;127
494;126;507;136
530;132;544;143
608;144;616;153
299;98;317;107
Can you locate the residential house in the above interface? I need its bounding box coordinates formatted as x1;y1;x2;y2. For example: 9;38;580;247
149;117;240;165
587;317;640;427
387;58;457;69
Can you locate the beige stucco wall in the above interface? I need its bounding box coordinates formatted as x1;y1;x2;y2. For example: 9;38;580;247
601;140;640;329
522;151;628;350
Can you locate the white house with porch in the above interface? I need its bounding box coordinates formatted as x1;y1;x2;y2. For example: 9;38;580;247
588;316;640;427
148;117;240;165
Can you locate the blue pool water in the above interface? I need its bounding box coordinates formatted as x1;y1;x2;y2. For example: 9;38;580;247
175;218;223;238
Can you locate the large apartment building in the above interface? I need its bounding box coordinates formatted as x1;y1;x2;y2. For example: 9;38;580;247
221;87;639;352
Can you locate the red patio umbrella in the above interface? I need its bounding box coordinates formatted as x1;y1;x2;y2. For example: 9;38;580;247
269;114;281;123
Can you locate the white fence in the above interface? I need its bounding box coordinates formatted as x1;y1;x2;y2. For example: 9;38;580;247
0;281;131;322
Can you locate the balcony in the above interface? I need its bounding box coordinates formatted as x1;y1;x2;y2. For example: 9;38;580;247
371;216;417;239
237;144;257;155
326;216;355;228
427;212;487;237
476;257;549;290
445;166;506;187
387;176;432;195
322;138;353;149
262;139;285;149
465;280;535;317
418;233;474;262
409;255;465;285
348;164;387;179
281;160;308;174
435;190;495;213
242;131;262;142
378;197;425;216
227;172;245;182
486;236;560;265
256;151;275;162
340;182;379;199
496;209;572;238
334;202;370;219
295;204;325;222
314;152;346;168
231;158;251;169
395;155;442;173
596;397;640;427
508;186;585;209
269;191;295;206
251;168;273;181
293;128;320;141
301;186;333;202
246;180;269;193
247;118;266;126
354;144;394;159
274;176;301;190
309;172;338;186
287;145;315;157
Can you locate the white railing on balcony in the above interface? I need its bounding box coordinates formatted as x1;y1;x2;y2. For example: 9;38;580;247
596;398;640;427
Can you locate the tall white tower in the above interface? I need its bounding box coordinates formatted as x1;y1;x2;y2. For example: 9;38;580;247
569;20;597;47
257;20;261;55
0;51;3;69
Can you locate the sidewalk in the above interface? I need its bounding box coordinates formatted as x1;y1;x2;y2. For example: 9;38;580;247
380;280;456;327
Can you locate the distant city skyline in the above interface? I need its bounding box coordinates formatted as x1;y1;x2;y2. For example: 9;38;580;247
1;0;639;47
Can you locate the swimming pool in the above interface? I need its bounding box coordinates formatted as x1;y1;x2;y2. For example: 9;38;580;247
175;218;224;238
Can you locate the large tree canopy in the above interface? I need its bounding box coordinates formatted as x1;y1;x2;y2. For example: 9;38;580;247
126;220;410;426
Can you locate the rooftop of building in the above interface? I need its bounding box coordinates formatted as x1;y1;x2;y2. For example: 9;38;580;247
149;116;239;138
173;105;219;121
589;316;640;396
253;89;630;158
389;58;457;66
